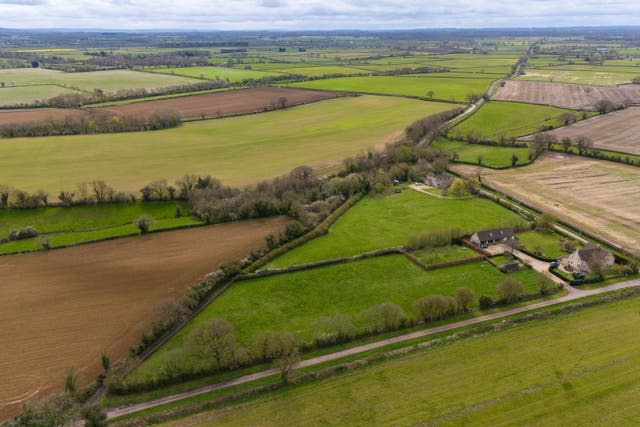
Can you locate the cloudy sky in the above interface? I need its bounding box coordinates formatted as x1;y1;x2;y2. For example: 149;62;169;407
1;0;639;30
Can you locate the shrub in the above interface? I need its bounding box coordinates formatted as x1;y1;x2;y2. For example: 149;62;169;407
479;295;493;310
414;295;459;322
133;215;154;234
8;226;38;241
455;287;475;312
361;302;406;333
496;277;525;303
406;227;464;250
313;313;357;346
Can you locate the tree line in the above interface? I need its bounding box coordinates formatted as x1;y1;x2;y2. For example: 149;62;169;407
0;108;183;138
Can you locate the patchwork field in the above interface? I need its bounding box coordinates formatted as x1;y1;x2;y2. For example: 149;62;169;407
492;80;640;110
519;66;639;86
0;85;83;107
135;254;543;380
165;296;640;426
0;68;201;95
448;101;579;140
96;87;342;120
287;74;497;101
523;107;640;156
151;66;282;82
0;217;288;420
269;190;523;267
453;154;640;256
0;95;453;194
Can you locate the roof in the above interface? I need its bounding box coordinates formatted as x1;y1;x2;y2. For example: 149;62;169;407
474;227;515;242
577;244;610;262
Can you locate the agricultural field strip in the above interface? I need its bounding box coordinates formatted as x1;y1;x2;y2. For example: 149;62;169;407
492;80;640;110
105;277;640;420
521;106;640;156
0;218;288;421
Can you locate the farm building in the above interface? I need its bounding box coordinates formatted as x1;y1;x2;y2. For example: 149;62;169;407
561;244;614;274
470;227;516;248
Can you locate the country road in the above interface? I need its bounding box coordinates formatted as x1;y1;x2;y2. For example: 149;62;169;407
105;277;640;420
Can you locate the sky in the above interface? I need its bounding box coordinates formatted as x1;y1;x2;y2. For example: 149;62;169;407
1;0;640;30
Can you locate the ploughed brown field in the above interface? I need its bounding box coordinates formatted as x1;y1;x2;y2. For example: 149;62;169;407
95;87;342;119
492;80;640;110
0;108;87;126
522;107;640;156
452;154;640;256
0;217;287;420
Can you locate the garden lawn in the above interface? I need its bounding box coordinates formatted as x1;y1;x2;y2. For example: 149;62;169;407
269;189;523;267
432;137;530;167
449;101;581;141
0;96;453;194
287;74;496;101
136;254;544;379
517;230;575;259
167;296;640;426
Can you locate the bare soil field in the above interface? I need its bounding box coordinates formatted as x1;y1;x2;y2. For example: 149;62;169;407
522;107;640;155
96;87;342;120
0;217;287;420
453;154;640;255
0;108;87;126
492;80;640;110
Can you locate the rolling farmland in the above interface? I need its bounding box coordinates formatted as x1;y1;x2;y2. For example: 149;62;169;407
0;95;454;194
0;217;288;420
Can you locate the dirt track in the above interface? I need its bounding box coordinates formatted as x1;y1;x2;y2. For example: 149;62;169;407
96;87;342;120
453;154;640;256
0;217;287;420
522;107;640;156
492;80;640;110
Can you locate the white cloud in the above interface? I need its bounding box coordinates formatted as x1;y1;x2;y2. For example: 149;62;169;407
0;0;639;30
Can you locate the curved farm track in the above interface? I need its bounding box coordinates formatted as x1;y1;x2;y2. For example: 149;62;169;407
0;217;287;420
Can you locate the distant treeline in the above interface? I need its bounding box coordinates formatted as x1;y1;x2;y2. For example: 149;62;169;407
0;108;183;138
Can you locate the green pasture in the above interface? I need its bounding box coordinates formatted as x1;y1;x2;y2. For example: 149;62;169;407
0;202;201;255
136;254;544;379
176;295;640;426
0;84;83;106
432;137;531;168
449;101;582;141
287;74;496;101
152;66;284;82
269;190;523;267
0;96;454;194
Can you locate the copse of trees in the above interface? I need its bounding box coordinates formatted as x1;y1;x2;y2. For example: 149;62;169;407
0;108;183;138
406;227;465;251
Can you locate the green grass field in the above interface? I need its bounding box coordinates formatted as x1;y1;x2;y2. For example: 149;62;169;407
517;230;576;259
168;295;640;426
151;66;283;82
269;190;523;267
287;74;496;101
432;137;531;167
0;202;201;254
0;84;83;106
0;96;454;194
411;245;477;265
135;254;543;380
0;68;200;94
449;101;580;141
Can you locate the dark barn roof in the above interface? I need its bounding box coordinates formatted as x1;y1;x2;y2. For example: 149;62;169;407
474;227;515;242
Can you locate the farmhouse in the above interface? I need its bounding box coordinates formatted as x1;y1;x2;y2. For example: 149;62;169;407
470;227;516;248
561;244;614;274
